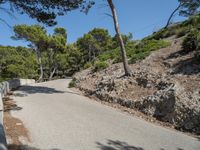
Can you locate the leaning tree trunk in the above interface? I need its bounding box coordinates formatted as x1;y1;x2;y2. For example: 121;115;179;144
165;3;182;29
37;51;44;82
48;48;56;80
49;65;57;80
107;0;132;76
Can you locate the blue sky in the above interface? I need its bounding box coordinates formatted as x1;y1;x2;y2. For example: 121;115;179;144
0;0;186;47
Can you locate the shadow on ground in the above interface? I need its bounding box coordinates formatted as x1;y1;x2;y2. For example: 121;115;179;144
14;85;65;97
8;144;60;150
96;140;185;150
165;49;200;75
96;140;144;150
172;58;200;75
166;49;189;60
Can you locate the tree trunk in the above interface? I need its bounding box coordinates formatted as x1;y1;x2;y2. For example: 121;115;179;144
165;3;182;29
107;0;132;76
49;66;57;80
48;48;55;80
37;51;43;82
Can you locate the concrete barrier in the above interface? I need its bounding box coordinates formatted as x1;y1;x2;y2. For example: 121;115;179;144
0;79;35;150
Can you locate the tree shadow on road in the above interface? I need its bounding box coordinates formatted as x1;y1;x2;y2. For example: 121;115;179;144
8;144;60;150
14;85;65;97
96;140;144;150
96;140;186;150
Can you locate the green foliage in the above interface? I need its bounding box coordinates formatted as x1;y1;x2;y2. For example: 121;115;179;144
68;78;77;88
97;38;169;65
66;44;83;75
112;33;133;49
98;48;120;62
147;28;176;40
178;0;200;17
13;25;48;48
175;27;189;37
2;25;170;81
54;28;67;40
1;0;95;26
83;62;93;69
149;14;200;40
135;39;170;52
76;28;112;63
182;28;200;62
13;25;70;80
129;51;150;64
182;28;199;52
0;46;38;80
94;61;109;71
128;39;170;64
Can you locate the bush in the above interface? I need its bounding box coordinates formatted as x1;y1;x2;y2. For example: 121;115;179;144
195;37;200;62
94;61;109;71
128;39;170;64
68;78;77;88
129;51;150;64
176;27;189;38
195;48;200;62
147;28;177;40
182;28;199;52
182;28;200;62
83;62;92;69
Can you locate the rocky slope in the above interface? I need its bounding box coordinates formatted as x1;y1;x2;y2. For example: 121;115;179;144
74;37;200;134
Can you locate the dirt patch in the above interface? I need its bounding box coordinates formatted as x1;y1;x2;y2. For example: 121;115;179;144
3;96;31;150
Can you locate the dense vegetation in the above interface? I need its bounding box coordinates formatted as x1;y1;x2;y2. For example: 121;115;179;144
1;14;200;82
0;46;37;82
147;14;200;40
0;26;170;82
0;0;199;80
148;14;200;62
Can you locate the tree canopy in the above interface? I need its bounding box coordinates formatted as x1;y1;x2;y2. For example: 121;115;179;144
0;0;95;26
179;0;200;16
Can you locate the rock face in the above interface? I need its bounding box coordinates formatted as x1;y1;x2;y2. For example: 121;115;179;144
74;38;200;134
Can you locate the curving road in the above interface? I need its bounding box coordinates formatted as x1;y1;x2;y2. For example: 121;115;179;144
9;79;200;150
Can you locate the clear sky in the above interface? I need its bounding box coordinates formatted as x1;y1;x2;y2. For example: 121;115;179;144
0;0;186;47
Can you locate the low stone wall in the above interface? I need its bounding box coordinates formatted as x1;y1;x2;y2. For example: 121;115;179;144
0;79;35;150
77;84;200;134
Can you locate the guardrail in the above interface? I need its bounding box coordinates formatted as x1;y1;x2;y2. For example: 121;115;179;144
0;79;35;150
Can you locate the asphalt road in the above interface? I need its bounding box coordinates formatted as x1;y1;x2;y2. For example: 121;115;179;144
10;79;200;150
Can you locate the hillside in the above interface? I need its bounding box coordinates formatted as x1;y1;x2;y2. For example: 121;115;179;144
73;16;200;135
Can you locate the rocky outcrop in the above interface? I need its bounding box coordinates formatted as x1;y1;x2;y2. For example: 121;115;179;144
74;38;200;134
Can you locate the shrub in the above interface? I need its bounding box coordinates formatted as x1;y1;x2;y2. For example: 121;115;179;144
83;62;92;69
182;28;200;62
113;56;122;64
98;52;111;61
68;78;77;88
147;28;177;40
98;48;120;61
129;51;151;64
195;37;200;62
195;48;200;62
135;39;170;53
128;39;170;64
176;27;189;38
182;28;199;52
94;61;109;71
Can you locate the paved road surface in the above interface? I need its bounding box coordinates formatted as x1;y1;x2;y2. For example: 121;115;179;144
10;79;200;150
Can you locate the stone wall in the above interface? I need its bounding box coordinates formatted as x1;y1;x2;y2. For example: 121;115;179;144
0;79;35;150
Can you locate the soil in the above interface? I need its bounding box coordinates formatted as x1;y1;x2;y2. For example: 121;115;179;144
3;95;31;150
